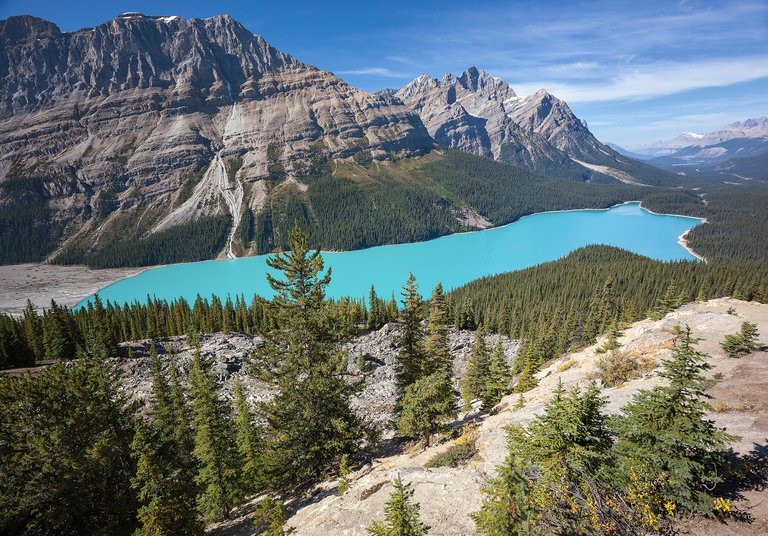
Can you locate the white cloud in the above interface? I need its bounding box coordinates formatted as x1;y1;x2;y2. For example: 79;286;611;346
336;67;413;78
511;56;768;102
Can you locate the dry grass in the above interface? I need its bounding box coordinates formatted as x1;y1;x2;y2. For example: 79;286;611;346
592;351;655;387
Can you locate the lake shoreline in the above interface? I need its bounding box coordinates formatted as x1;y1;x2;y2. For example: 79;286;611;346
0;201;706;315
0;263;146;316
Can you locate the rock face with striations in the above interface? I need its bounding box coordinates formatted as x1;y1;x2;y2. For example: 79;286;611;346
0;13;433;262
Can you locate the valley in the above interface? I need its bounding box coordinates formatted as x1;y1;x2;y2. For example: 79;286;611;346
1;6;767;536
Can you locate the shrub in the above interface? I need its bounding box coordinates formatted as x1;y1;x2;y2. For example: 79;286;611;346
594;350;651;387
720;321;760;358
425;439;477;468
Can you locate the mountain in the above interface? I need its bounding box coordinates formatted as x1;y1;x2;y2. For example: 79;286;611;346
0;15;682;268
0;13;434;264
606;142;654;161
395;67;676;185
643;117;768;175
636;117;768;157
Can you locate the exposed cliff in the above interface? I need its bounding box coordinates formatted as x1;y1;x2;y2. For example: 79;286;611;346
0;14;433;263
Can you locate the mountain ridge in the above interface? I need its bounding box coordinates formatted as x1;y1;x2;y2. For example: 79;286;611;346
395;66;676;185
0;14;684;268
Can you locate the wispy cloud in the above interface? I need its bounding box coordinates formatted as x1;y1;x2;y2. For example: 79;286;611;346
335;67;414;78
512;56;768;102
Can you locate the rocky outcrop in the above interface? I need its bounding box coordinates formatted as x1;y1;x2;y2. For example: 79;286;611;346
218;298;764;536
115;323;519;430
0;14;433;260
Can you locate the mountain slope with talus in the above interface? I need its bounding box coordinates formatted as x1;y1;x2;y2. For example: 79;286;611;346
0;13;434;264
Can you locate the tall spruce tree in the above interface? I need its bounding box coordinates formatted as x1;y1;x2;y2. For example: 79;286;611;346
368;285;380;330
256;225;366;491
189;348;242;522
396;273;426;399
613;326;737;515
142;347;199;534
424;282;451;376
42;300;78;360
485;338;511;409
233;378;262;494
367;475;429;535
462;329;491;410
0;358;138;535
397;371;456;446
22;300;43;363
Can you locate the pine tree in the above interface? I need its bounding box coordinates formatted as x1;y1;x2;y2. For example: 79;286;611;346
512;381;613;481
457;295;476;330
253;497;288;536
87;295;118;358
132;344;201;535
471;452;535;536
485;338;511;409
42;300;77;360
651;281;685;319
397;371;456;447
0;358;138;535
740;321;760;352
720;321;760;358
368;285;380;330
513;342;539;394
22;300;43;362
337;454;351;496
613;326;737;515
424;282;451;376
462;329;491;410
189;348;242;522
595;321;621;354
396;273;426;399
256;225;366;491
581;280;613;344
367;475;429;535
131;423;203;535
233;378;262;494
695;284;708;302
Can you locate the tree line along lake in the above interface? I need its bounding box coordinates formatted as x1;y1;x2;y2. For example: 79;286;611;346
77;202;703;308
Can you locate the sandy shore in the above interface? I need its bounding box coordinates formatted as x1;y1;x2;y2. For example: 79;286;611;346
678;229;706;262
0;263;145;316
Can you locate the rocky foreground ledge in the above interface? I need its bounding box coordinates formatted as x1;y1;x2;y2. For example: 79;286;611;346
202;298;768;536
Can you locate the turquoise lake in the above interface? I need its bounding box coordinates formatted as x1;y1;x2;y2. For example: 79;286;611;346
79;203;702;307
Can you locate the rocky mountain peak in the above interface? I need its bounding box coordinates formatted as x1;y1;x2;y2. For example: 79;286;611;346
0;15;59;42
456;66;515;97
397;73;438;99
395;68;620;177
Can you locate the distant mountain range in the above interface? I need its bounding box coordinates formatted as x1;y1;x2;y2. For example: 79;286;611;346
610;117;768;178
0;13;682;267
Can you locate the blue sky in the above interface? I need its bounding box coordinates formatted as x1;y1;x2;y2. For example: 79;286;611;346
2;0;767;147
